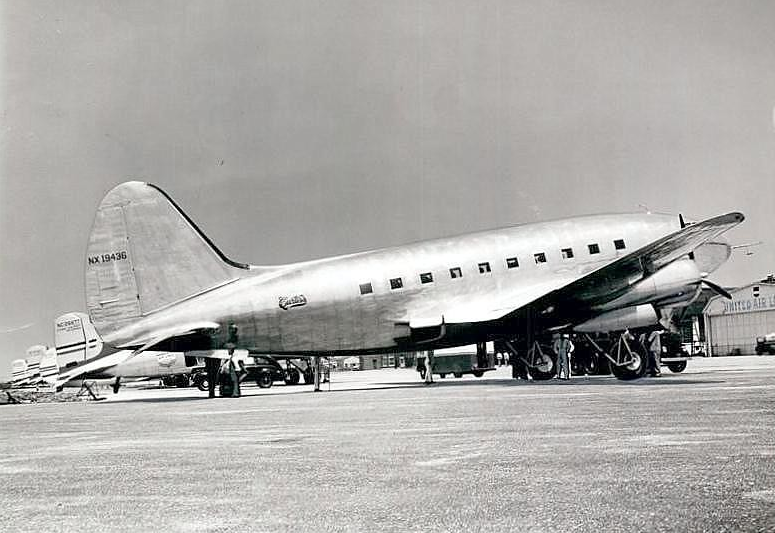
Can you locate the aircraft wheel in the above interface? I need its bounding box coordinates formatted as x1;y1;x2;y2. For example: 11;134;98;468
112;382;121;394
666;361;687;373
257;372;273;388
453;372;463;378
439;373;446;379
175;375;190;388
529;354;557;381
285;368;301;385
611;345;648;381
472;369;484;378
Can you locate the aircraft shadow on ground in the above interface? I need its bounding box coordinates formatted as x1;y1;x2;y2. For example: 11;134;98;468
101;375;726;403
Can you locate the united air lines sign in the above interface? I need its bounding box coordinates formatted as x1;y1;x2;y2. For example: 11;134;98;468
706;284;775;316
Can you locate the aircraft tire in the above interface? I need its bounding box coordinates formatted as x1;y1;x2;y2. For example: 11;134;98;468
471;369;484;378
611;344;648;381
666;361;687;373
175;375;190;388
529;351;557;381
453;372;463;378
285;368;301;385
257;372;273;388
439;373;446;379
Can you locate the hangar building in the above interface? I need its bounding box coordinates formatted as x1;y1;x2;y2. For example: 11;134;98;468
704;277;775;356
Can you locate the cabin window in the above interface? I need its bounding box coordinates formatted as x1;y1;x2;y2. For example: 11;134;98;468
420;272;434;284
506;257;519;269
534;252;547;264
478;262;491;274
390;277;403;290
561;248;574;259
588;243;600;255
359;283;373;295
450;267;463;279
614;239;626;250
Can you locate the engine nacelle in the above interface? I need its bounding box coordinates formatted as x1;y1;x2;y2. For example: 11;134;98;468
574;304;659;333
596;259;702;312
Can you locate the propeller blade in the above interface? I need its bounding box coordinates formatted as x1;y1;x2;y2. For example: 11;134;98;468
702;279;732;299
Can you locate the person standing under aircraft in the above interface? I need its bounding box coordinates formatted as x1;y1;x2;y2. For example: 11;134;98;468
647;330;663;377
424;350;435;385
553;334;574;381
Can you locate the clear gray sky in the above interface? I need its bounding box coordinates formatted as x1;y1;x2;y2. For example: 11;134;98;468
1;1;774;375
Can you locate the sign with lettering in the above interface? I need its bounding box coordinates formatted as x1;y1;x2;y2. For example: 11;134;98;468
706;286;775;316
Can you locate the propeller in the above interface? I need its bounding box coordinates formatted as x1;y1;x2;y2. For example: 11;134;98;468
701;279;732;299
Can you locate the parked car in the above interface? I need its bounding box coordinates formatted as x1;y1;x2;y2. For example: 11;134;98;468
755;333;775;355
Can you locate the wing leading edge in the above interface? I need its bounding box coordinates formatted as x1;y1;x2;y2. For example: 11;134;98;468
431;212;744;327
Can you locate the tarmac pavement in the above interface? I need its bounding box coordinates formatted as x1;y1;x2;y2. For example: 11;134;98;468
1;356;774;532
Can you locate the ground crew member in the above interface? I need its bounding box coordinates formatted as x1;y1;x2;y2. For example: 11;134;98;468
205;357;220;399
424;350;435;384
553;333;574;380
647;330;663;377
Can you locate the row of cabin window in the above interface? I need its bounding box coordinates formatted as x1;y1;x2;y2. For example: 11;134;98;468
358;238;627;295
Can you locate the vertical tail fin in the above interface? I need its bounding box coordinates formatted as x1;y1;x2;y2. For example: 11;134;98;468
55;312;103;370
10;359;30;385
38;348;60;385
85;182;248;341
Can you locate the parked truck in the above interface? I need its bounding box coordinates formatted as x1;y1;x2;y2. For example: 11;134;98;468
416;343;496;379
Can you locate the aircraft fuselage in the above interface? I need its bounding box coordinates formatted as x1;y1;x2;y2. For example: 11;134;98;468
107;213;682;354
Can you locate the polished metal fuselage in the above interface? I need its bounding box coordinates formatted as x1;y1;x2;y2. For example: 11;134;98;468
106;213;686;354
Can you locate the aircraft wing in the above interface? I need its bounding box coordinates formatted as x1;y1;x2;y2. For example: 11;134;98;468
116;321;220;355
442;276;580;324
437;212;744;327
53;350;134;389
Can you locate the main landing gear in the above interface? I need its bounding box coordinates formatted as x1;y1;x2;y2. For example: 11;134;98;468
583;332;649;381
501;339;557;381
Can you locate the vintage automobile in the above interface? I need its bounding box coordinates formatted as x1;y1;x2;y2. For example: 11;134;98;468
755;333;775;355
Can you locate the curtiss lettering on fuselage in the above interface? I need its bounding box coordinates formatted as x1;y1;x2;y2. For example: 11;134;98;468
87;250;128;265
279;294;307;310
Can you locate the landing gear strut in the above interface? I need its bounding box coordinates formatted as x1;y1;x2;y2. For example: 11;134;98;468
112;377;121;394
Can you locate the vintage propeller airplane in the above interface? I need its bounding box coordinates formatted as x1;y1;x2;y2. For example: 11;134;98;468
79;181;742;388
